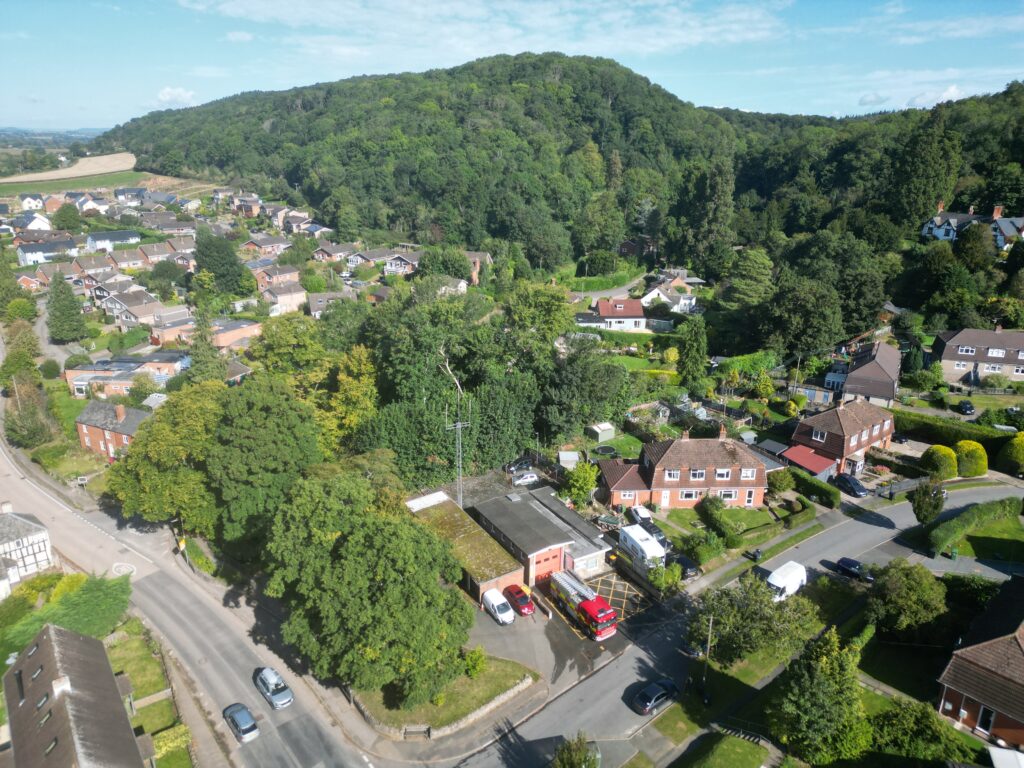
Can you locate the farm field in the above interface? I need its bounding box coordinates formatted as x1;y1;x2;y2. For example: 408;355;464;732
0;152;135;183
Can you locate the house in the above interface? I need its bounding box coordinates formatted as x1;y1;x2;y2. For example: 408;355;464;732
435;276;469;296
42;195;64;214
241;234;292;257
656;267;705;293
263;282;307;315
149;317;262;349
597;426;768;510
106;250;148;271
384;250;422;275
100;288;160;319
594;298;647;330
464;250;492;285
639;284;697;314
89;270;137;302
787;399;893;476
114;186;147;205
348;247;394;269
243;256;278;273
0;504;52;600
12;212;52;232
932;327;1024;386
574;312;605;329
18;193;43;211
922;203;1023;251
406;491;525;601
85;230;141;253
3;624;152;768
225;358;252;386
173;252;197;272
313;241;359;263
34;263;72;287
166;235;196;253
283;214;312;233
139;242;173;263
16;239;77;267
618;236;658;258
65;352;190;397
824;342;902;406
16;273;43;292
75;401;149;460
472;491;575;586
367;285;392;305
255;264;300;291
120;302;190;332
211;188;234;206
308;289;356;319
938;576;1024;748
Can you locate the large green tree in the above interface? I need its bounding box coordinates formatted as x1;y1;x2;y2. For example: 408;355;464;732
266;472;473;707
867;558;947;637
675;316;708;390
52;203;81;231
870;697;977;765
46;277;88;343
194;232;250;295
890;110;963;226
187;305;227;384
206;374;322;556
768;628;871;764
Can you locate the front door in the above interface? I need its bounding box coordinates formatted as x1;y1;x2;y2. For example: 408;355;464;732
661;491;670;508
977;706;995;734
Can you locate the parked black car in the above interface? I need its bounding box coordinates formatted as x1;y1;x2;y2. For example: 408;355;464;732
836;557;875;583
892;433;910;444
957;400;976;415
504;456;532;474
832;472;870;498
631;678;679;716
668;553;702;580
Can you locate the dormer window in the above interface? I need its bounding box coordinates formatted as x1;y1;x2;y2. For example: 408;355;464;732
665;470;680;481
958;345;976;355
812;429;826;442
741;468;756;480
615;303;624;310
716;468;731;480
990;348;1006;358
690;469;705;481
850;435;858;447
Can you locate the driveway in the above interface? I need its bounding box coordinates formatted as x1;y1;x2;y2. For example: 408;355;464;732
577;274;647;302
32;300;87;364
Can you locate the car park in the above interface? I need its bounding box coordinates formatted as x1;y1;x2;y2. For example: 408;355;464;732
957;400;976;415
630;678;679;715
836;557;875;583
482;588;515;625
511;472;539;487
832;472;870;498
223;703;260;743
503;584;535;616
255;667;294;709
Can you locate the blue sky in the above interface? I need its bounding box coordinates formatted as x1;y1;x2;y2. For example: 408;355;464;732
5;0;1022;129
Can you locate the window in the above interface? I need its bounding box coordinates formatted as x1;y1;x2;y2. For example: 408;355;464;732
679;490;699;500
36;693;48;710
690;469;705;481
31;665;42;680
741;468;756;480
954;361;967;370
45;738;58;756
27;644;38;657
850;435;858;447
665;470;680;481
958;345;976;355
990;348;1006;357
884;419;891;430
984;363;1003;373
1015;366;1024;375
716;468;731;480
812;429;826;442
719;490;738;501
1018;351;1024;360
872;424;880;436
122;435;129;445
746;489;755;506
83;434;90;447
861;429;869;441
38;710;51;728
620;491;635;500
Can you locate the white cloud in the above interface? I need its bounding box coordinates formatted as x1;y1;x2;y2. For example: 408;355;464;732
156;86;196;106
225;30;253;42
858;91;889;106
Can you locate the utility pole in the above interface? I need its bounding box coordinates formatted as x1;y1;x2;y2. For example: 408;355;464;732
440;348;471;509
702;614;714;695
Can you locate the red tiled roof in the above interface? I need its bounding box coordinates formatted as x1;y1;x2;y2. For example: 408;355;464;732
597;460;647;490
596;298;644;318
781;445;836;475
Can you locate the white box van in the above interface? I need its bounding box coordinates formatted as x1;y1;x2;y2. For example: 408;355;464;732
767;561;807;602
482;588;515;625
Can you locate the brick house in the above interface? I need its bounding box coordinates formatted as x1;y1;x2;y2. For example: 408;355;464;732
594;298;647;330
150;317;262;350
241;234;292;258
255;264;300;291
787;399;893;476
313;241;360;263
75;401;149;461
824;341;902;406
598;426;768;509
939;576;1024;747
263;282;307;315
932;327;1024;386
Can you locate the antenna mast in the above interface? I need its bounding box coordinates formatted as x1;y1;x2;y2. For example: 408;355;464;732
440;348;471;508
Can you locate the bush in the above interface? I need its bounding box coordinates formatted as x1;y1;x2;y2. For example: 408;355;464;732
848;622;876;651
697;495;743;547
920;445;958;480
954;440;988;477
463;645;487;679
787;497;804;514
983;373;1010;389
64;353;93;371
790;468;841;508
50;573;88;602
768;467;795;494
997;434;1024;475
782;399;799;417
785;507;817;529
790;393;808;410
86;326;102;339
928;497;1022;556
681;530;725;564
892;409;1013;456
38;359;60;379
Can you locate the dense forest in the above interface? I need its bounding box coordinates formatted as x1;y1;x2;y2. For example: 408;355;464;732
97;53;1024;355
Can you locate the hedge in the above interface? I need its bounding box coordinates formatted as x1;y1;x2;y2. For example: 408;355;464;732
892;409;1013;456
954;440;988;478
791;468;841;509
785;507;817;529
740;521;784;546
680;530;725;564
997;434;1024;475
848;622;876;651
928;497;1022;556
920;445;958;480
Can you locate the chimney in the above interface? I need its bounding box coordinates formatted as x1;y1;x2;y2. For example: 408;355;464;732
115;404;126;422
993;205;1004;220
937;200;945;213
718;423;727;441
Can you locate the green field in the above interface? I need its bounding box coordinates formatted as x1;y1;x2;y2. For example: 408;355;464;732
955;514;1024;561
0;170;150;197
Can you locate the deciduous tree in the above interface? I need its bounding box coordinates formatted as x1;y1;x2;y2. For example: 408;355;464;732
866;558;947;637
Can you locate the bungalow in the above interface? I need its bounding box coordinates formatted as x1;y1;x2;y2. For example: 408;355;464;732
120;301;190;332
263;282;307;315
938;576;1024;748
139;242;174;263
348;247;393;269
308;289;356;319
594;298;647;330
597;426;768;510
166;235;196;253
114;187;146;205
34;263;72;287
73;252;118;276
384;250;422;275
18;193;43;211
255;264;300;291
75;401;149;461
85;230;141;253
16;238;77;266
241;234;292;257
786;399;893;476
106;250;148;271
16;274;42;292
313;241;360;263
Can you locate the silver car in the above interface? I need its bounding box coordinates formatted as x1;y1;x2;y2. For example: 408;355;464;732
223;703;260;743
255;667;294;709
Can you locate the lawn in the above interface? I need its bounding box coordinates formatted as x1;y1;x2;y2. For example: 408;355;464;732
859;685;894;716
107;620;169;698
554;263;646;292
956;514;1024;562
599;433;644;459
622;752;656;768
859;637;948;702
667;507;703;532
158;748;194;768
949;393;1024;411
131;698;177;734
608;354;659;370
44;379;89;438
728;507;774;532
669;733;767;768
356;657;536;729
30;441;106;481
654;664;753;745
0;170;150;196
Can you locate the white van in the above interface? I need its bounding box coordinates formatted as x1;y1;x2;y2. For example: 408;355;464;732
767;561;807;602
482;588;515;625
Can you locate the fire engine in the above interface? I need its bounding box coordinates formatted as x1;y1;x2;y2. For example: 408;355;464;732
549;571;617;641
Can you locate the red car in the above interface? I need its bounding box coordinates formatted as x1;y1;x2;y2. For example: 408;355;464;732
503;585;535;616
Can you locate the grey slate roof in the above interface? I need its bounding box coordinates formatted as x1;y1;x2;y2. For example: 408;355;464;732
525;487;610;560
75;401;149;436
0;511;47;546
472;492;575;558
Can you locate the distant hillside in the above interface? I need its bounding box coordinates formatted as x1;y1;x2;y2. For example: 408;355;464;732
98;53;1024;269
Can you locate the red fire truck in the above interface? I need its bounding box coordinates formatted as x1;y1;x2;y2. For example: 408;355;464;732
550;571;617;641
